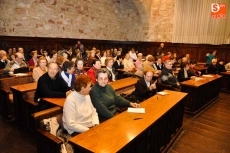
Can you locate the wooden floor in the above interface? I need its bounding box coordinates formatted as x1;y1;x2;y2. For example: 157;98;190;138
168;92;230;153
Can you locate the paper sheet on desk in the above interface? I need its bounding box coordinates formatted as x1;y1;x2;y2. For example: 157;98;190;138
157;91;169;95
202;75;213;77
127;108;145;113
14;73;28;76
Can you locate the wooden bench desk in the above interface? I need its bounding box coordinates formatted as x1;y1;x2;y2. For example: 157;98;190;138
180;74;222;116
109;77;138;94
0;73;33;119
10;82;37;130
43;77;138;107
69;90;187;153
220;72;230;93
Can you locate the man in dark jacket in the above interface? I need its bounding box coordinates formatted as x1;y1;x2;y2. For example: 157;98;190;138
34;62;72;103
160;60;181;91
134;68;157;102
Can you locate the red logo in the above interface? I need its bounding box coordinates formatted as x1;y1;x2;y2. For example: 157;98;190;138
211;3;226;18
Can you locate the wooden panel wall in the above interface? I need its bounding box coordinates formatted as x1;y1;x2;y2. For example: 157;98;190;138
0;36;229;62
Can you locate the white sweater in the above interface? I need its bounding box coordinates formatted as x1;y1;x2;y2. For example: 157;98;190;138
62;91;99;134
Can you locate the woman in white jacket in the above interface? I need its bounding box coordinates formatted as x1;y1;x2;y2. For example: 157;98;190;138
62;75;99;136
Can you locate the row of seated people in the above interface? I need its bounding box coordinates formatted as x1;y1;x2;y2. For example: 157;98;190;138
32;59;193;136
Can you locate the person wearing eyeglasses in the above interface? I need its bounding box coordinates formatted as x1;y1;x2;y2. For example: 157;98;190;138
89;68;140;122
3;52;28;75
207;59;218;74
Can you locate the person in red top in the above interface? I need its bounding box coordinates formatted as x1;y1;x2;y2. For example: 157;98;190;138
162;52;172;63
29;51;38;66
87;59;101;83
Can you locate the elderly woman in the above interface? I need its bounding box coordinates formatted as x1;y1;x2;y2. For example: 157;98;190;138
105;57;117;82
62;75;99;136
90;68;140;122
29;51;38;66
75;58;87;76
32;56;47;82
61;61;75;89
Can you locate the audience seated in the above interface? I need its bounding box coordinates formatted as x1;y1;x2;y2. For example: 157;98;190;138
134;68;157;102
49;50;58;63
225;62;230;72
3;52;28;75
42;49;51;62
153;57;164;71
62;75;99;136
177;63;192;82
217;59;226;73
129;48;137;62
105;57;117;82
87;59;101;83
56;56;64;75
32;56;48;82
160;60;181;91
123;53;136;71
0;50;9;69
95;50;101;60
134;53;143;69
207;59;218;74
34;62;72;102
100;51;107;67
135;55;159;77
29;51;38;66
87;50;96;67
162;52;172;63
74;58;87;76
89;68;139;122
188;60;201;76
61;61;75;89
113;55;124;71
65;46;74;61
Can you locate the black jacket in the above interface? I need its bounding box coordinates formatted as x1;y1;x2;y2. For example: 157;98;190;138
34;73;71;101
134;77;156;102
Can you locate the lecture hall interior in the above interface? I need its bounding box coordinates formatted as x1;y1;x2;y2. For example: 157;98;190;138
0;0;230;153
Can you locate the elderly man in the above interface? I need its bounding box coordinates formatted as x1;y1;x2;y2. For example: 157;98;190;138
207;59;218;74
0;50;9;69
34;62;72;103
160;60;180;91
3;52;28;74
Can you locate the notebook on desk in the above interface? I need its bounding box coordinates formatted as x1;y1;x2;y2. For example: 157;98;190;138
14;67;29;74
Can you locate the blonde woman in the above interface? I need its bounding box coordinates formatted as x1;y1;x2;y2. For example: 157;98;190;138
32;56;48;82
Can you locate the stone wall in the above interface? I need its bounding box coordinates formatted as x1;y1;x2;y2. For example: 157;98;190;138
0;0;174;42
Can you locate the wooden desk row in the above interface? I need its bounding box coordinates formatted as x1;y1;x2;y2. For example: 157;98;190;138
9;77;138;131
0;72;33;119
220;72;230;93
36;90;187;153
180;74;222;116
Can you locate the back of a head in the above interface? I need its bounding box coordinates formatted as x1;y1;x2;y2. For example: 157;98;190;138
147;55;155;62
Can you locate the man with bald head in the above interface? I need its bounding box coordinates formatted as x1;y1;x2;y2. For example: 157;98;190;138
0;50;9;69
3;52;27;74
34;62;72;103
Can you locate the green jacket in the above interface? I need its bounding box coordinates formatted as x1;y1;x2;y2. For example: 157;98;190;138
90;82;130;120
